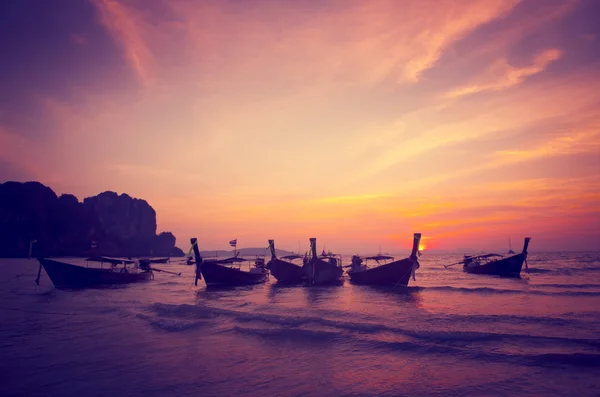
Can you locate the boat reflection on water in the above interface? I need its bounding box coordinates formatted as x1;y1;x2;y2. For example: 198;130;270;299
302;281;345;305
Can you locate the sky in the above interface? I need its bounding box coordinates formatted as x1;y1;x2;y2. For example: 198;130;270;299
1;0;599;254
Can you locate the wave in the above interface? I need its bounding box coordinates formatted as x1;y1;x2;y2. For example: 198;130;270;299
576;257;600;264
145;303;600;349
231;324;600;368
577;266;600;271
147;302;220;320
362;339;600;368
525;268;553;273
526;266;600;274
233;326;340;342
414;285;600;297
136;313;213;332
447;313;594;327
533;283;600;289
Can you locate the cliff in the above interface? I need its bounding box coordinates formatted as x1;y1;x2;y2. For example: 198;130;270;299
0;181;185;258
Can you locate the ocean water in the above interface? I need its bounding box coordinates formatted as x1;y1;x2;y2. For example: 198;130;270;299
1;252;600;397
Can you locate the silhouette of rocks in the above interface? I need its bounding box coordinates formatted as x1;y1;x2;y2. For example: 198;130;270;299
0;181;184;258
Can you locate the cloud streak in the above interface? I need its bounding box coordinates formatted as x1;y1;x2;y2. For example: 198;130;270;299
445;49;563;98
92;0;156;86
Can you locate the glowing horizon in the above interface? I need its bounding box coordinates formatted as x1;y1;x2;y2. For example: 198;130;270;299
1;0;599;253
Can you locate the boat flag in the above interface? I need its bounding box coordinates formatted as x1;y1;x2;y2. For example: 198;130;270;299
229;239;237;247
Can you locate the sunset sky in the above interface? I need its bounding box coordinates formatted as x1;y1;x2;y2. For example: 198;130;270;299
1;0;599;253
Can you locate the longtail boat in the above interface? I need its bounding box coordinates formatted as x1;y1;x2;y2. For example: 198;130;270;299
347;233;422;287
443;237;531;277
305;238;343;285
461;237;531;277
266;240;306;283
36;257;153;289
190;238;268;286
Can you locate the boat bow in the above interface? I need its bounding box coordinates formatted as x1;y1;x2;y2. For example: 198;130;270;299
410;233;422;281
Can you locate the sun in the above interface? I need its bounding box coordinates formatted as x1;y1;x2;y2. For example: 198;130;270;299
418;243;427;251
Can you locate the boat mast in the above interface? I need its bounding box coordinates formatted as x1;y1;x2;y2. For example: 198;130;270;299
410;233;421;260
309;237;317;285
28;239;37;259
268;239;276;260
190;238;204;285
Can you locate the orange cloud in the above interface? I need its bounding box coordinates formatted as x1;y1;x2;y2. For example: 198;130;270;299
92;0;156;86
445;49;563;98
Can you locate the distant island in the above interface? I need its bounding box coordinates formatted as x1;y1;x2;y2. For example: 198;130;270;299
0;181;185;258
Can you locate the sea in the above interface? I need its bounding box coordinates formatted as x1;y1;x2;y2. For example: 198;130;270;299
1;252;599;397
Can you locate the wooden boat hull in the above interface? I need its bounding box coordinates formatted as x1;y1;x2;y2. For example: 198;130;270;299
200;261;268;286
305;259;343;285
463;253;525;277
39;258;152;289
266;259;305;283
348;258;417;287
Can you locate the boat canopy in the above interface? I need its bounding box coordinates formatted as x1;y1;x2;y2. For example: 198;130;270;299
364;255;395;261
464;253;503;260
281;254;303;260
139;257;170;263
85;256;135;265
206;257;249;264
319;253;340;258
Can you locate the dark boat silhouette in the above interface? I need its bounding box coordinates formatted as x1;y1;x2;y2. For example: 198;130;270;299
36;257;153;289
304;238;343;285
347;233;422;287
190;238;268;286
449;237;531;277
266;240;306;283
